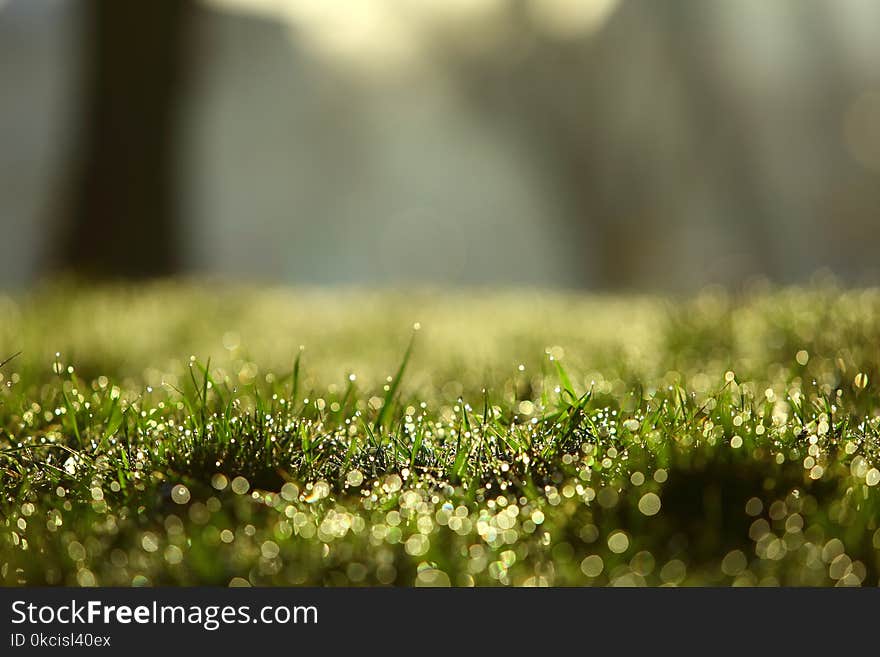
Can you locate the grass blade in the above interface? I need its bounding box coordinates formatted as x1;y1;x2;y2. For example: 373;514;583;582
0;351;21;369
374;332;415;432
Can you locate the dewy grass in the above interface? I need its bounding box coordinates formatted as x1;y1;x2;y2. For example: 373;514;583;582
3;282;880;586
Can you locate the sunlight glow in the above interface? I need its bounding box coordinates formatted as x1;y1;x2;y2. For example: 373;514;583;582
202;0;618;73
526;0;620;40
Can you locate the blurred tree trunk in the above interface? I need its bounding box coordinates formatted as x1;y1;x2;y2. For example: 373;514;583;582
59;0;192;279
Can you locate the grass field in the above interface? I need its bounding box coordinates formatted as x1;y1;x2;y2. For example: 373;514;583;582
3;281;880;586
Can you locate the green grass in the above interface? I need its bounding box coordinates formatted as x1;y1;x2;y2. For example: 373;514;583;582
4;281;880;586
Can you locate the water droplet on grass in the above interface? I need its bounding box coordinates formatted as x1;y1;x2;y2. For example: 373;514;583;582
580;554;604;577
171;484;191;505
638;492;661;516
607;531;630;554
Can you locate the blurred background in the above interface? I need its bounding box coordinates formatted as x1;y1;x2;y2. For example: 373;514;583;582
2;0;880;292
